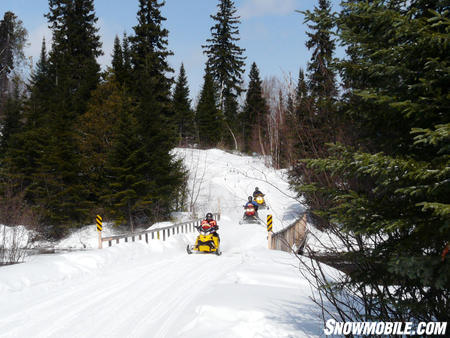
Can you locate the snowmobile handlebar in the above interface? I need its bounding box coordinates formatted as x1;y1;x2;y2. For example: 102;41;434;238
196;225;218;233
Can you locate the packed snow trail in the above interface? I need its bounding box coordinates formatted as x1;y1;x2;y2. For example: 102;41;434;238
0;149;325;337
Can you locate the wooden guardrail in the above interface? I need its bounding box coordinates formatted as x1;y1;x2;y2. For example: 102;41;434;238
268;213;307;253
100;213;220;248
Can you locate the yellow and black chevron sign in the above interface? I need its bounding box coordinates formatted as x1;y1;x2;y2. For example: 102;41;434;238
267;214;273;232
96;215;103;232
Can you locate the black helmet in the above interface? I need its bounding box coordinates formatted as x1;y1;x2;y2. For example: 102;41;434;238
255;187;259;191
248;196;252;202
206;212;213;220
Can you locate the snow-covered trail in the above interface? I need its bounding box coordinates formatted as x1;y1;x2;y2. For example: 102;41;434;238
0;149;324;337
1;253;230;337
0;222;320;338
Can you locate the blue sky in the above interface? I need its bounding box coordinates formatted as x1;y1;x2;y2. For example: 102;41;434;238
1;0;343;100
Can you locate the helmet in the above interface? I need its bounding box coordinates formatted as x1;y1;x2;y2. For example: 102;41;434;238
248;196;253;202
255;187;259;191
206;212;213;220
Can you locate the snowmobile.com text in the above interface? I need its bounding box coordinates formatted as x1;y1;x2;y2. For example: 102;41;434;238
324;319;447;336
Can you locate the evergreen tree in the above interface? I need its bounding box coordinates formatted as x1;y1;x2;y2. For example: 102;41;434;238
14;0;104;235
0;12;27;172
278;91;296;167
111;35;124;81
294;68;309;121
76;72;135;216
302;0;337;141
126;0;186;225
196;66;221;147
130;0;174;117
102;98;143;231
241;62;267;153
46;0;102;116
305;0;337;102
0;11;27;114
172;63;195;144
0;80;23;156
111;33;132;87
289;68;311;160
202;0;246;146
2;39;51;198
121;32;132;87
290;0;338;226
294;0;449;323
26;38;52;129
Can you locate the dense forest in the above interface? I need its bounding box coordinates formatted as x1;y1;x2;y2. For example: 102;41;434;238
0;0;448;325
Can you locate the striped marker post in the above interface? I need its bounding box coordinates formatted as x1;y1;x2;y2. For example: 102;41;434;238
97;215;103;249
267;214;273;232
267;214;273;250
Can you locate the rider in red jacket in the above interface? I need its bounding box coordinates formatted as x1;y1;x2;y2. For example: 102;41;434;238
200;212;220;242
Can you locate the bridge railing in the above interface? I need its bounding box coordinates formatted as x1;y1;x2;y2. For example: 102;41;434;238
268;213;307;254
100;213;220;248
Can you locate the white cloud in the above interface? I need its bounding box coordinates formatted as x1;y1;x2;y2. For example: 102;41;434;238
238;0;298;20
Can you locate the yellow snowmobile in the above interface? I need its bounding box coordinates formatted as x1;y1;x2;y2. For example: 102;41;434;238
254;194;267;209
187;225;221;255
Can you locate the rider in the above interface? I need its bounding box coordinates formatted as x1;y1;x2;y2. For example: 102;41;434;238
244;196;259;212
200;212;220;243
253;187;264;199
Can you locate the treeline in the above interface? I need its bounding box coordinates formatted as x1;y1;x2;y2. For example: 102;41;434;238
287;0;449;325
0;0;284;237
0;0;186;237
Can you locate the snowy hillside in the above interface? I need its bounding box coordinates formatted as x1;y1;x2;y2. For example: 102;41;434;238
0;148;326;338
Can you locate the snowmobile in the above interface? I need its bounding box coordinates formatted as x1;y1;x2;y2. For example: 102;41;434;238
186;224;221;255
254;194;268;210
239;204;260;224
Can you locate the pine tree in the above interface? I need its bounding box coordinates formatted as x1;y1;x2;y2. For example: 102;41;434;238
27;38;52;129
278;91;296;168
172;63;195;144
0;80;23;156
303;0;337;142
121;33;132;87
130;0;175;135
291;68;311;157
111;33;132;87
290;1;338;226
102;99;143;231
17;0;104;235
202;0;246;146
76;72;135;215
196;66;222;147
278;73;307;169
111;35;124;81
294;68;309;121
295;0;450;323
241;62;267;153
0;11;27;115
2;39;51;196
46;0;102;116
125;0;186;225
305;0;337;101
0;11;27;174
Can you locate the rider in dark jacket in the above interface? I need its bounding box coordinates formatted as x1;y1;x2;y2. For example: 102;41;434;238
253;187;264;199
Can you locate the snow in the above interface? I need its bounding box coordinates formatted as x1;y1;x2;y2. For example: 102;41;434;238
0;148;328;338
